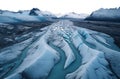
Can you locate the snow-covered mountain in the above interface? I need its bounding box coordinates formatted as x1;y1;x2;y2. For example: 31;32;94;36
29;8;57;18
61;12;88;19
0;8;57;23
86;8;120;22
0;20;120;79
55;13;63;18
41;11;57;18
29;8;43;16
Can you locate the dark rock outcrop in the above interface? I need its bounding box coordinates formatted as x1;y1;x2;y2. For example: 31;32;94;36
29;8;40;16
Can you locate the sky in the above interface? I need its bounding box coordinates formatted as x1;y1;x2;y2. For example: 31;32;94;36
0;0;120;14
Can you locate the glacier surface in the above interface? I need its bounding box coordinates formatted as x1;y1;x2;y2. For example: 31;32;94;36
0;20;120;79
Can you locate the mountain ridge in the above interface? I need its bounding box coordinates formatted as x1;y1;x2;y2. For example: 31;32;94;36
85;7;120;22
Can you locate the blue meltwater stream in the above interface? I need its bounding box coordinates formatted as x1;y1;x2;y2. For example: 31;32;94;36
47;39;82;79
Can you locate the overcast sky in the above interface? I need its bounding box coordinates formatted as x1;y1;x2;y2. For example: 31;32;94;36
0;0;120;14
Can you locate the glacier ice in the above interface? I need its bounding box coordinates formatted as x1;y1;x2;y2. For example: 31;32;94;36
0;20;120;79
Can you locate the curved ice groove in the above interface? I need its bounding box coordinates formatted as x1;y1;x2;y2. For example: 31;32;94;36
0;38;34;78
46;42;67;79
47;33;82;79
47;20;82;79
47;21;76;69
80;29;120;78
48;35;75;69
66;29;118;79
5;33;60;79
91;33;120;51
60;39;75;69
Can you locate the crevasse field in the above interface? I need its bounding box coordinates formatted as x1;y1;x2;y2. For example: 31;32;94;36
0;20;120;79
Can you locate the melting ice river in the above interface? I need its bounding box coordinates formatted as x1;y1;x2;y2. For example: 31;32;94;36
47;38;82;79
0;20;120;79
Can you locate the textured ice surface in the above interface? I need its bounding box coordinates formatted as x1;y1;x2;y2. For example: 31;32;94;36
0;20;120;79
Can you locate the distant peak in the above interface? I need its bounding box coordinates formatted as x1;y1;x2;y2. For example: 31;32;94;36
31;8;40;11
29;8;41;16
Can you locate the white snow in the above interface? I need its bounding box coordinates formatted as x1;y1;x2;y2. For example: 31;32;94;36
55;13;63;18
41;11;56;18
61;12;88;19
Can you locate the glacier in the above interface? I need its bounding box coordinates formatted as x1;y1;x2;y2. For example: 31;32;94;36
0;20;120;79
